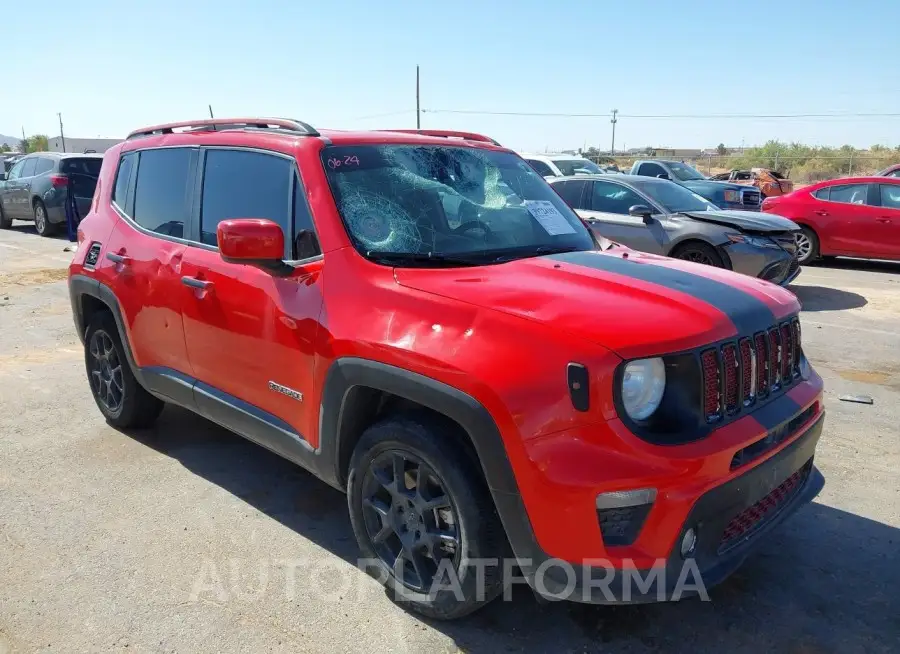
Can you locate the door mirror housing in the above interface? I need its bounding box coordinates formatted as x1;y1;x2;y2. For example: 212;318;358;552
628;204;655;223
217;219;291;275
656;172;670;180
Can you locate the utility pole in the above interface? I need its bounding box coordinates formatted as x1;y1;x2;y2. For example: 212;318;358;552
610;109;618;156
208;105;214;119
416;65;421;129
57;113;66;153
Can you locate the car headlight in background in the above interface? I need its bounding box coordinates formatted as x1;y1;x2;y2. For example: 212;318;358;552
621;358;666;420
723;190;741;203
726;233;780;249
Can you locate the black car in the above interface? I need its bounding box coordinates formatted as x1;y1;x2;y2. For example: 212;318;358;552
0;152;102;235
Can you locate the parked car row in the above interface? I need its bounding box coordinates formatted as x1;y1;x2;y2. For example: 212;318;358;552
0;152;102;234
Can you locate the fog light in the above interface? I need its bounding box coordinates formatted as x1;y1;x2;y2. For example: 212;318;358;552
680;527;698;558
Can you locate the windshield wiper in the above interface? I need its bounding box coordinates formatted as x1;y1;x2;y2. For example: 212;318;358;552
365;251;482;267
487;245;584;262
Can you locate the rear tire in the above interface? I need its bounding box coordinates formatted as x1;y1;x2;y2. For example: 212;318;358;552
796;226;819;264
347;415;506;620
84;313;164;428
0;203;10;229
671;241;726;268
33;200;56;237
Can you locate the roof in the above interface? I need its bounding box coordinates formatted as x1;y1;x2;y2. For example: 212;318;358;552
811;176;900;185
17;152;103;159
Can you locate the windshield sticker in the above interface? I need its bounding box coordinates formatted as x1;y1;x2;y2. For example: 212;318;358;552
327;155;361;170
524;200;576;235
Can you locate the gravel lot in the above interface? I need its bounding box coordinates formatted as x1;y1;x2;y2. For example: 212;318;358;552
1;222;898;653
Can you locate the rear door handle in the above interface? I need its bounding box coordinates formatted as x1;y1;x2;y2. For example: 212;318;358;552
876;217;892;223
181;276;213;290
814;210;829;216
106;252;131;265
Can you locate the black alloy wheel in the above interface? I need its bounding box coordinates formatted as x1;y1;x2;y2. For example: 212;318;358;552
88;329;125;415
360;450;460;592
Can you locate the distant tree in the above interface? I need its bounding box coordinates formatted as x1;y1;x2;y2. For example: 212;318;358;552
716;143;727;156
20;135;49;153
0;143;10;152
581;146;601;160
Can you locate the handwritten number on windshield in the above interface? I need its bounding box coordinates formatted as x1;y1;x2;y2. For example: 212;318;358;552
328;155;360;170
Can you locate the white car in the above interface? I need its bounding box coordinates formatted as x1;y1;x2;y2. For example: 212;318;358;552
519;153;609;179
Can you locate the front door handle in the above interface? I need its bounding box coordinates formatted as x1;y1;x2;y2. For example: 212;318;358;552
106;252;131;265
181;276;213;291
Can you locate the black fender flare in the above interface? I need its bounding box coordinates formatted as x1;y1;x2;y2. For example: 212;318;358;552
318;357;547;564
69;274;140;373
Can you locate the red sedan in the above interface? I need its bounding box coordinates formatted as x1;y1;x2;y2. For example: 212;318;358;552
762;177;900;264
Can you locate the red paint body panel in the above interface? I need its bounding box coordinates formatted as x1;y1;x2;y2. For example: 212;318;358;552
762;176;900;261
69;124;825;575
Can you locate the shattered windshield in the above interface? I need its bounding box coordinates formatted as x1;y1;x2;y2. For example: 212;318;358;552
321;145;595;265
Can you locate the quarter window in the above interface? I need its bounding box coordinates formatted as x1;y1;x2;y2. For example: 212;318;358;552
113;153;135;209
292;176;321;259
200;149;291;249
133;148;194;239
813;188;829;200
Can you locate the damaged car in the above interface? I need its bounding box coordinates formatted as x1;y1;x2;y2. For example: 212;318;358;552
551;174;802;285
710;168;794;198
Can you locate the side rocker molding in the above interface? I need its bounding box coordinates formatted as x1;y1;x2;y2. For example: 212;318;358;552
318;357;548;565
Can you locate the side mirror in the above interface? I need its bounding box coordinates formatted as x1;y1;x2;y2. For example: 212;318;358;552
0;172;6;181
656;172;670;180
628;205;655;223
217;218;291;275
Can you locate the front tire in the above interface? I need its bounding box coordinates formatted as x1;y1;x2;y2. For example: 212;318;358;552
84;313;163;428
33;200;56;237
347;416;506;620
672;241;726;268
795;226;819;264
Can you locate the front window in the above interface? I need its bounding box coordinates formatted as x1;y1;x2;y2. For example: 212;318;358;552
321;145;594;265
553;158;604;176
665;161;706;181
631;179;715;213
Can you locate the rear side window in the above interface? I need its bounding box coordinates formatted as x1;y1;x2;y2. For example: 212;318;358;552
20;158;37;177
113;153;135;208
133;148;194;238
553;179;590;209
591;181;646;214
200;149;291;248
33;158;54;175
638;162;666;177
61;158;102;177
827;183;868;205
526;159;554;177
878;184;900;209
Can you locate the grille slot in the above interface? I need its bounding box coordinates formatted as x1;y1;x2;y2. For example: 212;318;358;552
701;319;803;424
701;349;721;420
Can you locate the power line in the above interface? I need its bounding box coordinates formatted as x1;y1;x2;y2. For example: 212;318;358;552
421;109;900;120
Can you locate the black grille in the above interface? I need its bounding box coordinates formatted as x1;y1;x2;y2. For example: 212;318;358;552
703;318;801;424
742;190;761;206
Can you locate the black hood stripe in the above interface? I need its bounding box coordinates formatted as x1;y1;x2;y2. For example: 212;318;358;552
547;251;776;336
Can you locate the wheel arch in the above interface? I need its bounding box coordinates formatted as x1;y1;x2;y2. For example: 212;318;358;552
669;237;732;269
68;274;140;375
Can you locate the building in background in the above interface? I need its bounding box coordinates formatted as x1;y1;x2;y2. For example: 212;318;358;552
48;136;122;153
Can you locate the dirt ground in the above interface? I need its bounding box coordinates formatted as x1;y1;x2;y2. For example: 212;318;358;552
1;222;898;653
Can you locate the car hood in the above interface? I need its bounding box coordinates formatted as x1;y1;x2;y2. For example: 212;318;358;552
679;209;800;233
394;249;799;359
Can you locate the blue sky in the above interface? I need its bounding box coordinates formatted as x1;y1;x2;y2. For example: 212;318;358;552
3;0;898;151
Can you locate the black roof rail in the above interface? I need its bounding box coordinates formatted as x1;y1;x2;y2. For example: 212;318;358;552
126;117;319;140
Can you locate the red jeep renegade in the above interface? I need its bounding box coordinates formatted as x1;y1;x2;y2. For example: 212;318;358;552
68;118;825;619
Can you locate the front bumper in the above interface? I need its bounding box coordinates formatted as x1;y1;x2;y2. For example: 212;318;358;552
536;414;824;603
724;240;799;286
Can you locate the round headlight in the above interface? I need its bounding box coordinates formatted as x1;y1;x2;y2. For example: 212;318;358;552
621;358;666;421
